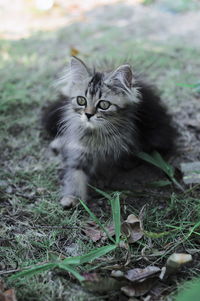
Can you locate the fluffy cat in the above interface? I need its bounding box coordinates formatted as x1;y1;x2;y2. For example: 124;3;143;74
43;56;177;208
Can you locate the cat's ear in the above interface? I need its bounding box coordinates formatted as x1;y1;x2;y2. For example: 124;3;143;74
70;56;90;82
105;64;133;89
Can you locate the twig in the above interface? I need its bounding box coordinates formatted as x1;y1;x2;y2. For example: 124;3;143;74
30;225;80;229
0;268;21;276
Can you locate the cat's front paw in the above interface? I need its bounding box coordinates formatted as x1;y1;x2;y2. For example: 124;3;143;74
60;196;78;209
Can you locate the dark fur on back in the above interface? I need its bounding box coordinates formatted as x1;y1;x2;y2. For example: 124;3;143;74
135;82;177;154
42;96;68;137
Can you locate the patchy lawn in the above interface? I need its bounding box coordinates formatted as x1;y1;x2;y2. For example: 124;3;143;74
0;1;200;300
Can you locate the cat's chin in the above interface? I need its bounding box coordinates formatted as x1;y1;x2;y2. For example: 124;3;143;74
85;121;95;129
80;115;96;129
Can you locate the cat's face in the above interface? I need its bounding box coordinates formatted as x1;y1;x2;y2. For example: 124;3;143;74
60;57;139;133
70;77;130;130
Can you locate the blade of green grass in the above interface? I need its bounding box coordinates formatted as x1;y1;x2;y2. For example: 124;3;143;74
137;151;184;191
110;192;121;244
144;229;178;238
152;151;174;178
88;184;113;200
62;244;117;265
86;185;121;244
79;244;117;264
137;151;174;178
86;187;121;243
137;151;163;169
57;263;85;282
10;245;117;282
79;198;115;243
147;180;172;187
9;263;56;281
185;220;200;240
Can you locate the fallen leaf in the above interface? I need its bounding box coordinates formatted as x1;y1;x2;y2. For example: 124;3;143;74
101;223;115;241
125;266;160;282
82;225;101;242
82;273;121;292
122;214;143;243
82;272;99;282
121;278;158;297
70;47;80;56
149;281;171;299
82;221;115;242
0;288;17;301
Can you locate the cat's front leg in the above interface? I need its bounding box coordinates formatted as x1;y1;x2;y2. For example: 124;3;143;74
60;167;88;208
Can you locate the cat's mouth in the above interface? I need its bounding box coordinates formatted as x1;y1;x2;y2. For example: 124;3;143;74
80;114;95;129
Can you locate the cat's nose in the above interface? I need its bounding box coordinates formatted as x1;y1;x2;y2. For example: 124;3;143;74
85;113;93;120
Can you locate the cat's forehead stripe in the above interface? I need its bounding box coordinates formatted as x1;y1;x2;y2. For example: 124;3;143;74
88;72;103;98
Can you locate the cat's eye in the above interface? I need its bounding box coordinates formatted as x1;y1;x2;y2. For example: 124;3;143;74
98;100;111;110
77;96;87;106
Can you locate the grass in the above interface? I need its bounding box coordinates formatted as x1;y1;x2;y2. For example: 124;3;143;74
7;192;121;283
1;2;200;300
175;277;200;301
137;151;184;191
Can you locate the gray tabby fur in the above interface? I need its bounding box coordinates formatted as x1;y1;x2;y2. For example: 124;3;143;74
52;57;141;207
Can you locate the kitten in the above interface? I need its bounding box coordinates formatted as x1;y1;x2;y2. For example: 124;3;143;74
43;56;177;208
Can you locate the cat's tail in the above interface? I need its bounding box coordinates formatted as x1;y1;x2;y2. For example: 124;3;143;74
42;94;68;137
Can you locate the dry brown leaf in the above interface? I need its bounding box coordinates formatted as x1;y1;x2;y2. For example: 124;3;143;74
82;273;120;292
70;47;80;56
122;214;143;243
125;266;160;282
82;227;101;242
82;221;102;242
121;278;158;297
82;272;99;282
82;221;115;242
0;289;17;301
101;223;115;241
